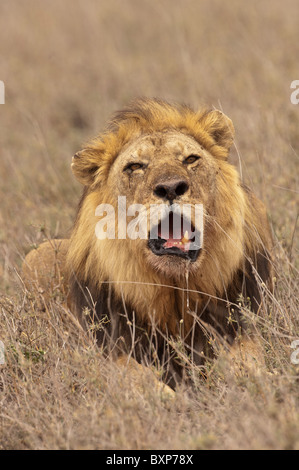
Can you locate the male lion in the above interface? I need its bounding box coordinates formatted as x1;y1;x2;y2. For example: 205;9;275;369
23;98;273;388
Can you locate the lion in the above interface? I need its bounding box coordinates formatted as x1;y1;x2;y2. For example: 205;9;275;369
23;98;273;389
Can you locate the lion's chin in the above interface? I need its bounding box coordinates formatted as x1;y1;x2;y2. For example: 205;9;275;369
146;254;201;279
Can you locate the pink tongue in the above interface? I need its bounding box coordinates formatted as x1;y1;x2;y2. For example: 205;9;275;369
164;239;190;252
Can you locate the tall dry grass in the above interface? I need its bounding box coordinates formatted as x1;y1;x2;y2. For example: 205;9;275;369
0;0;298;449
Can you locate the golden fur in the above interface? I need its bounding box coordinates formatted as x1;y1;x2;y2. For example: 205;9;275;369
24;98;273;386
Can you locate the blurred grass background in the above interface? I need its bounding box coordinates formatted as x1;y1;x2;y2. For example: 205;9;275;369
0;0;298;450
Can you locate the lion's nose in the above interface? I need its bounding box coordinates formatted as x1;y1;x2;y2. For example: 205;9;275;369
154;179;189;202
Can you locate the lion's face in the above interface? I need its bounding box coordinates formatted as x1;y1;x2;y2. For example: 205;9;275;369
71;99;245;286
103;130;220;276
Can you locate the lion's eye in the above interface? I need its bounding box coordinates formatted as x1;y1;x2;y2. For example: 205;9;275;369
124;162;144;172
184;154;200;164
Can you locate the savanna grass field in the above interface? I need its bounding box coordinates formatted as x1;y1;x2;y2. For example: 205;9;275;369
0;0;298;451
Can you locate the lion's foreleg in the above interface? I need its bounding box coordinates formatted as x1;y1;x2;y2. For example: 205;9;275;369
115;354;175;400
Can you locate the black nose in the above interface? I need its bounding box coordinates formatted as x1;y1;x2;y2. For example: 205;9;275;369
154;179;189;201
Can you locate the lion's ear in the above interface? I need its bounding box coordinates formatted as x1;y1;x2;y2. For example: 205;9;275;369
71;149;100;186
201;109;235;152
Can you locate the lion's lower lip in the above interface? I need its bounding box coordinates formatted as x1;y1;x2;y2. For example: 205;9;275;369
148;237;200;262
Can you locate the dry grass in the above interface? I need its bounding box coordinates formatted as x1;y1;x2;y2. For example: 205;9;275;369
0;0;298;450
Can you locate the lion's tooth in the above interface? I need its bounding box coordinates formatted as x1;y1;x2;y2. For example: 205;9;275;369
181;231;189;244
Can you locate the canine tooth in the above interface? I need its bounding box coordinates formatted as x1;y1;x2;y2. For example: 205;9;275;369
181;231;189;244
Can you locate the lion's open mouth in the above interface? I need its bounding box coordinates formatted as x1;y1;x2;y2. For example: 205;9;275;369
148;212;201;262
